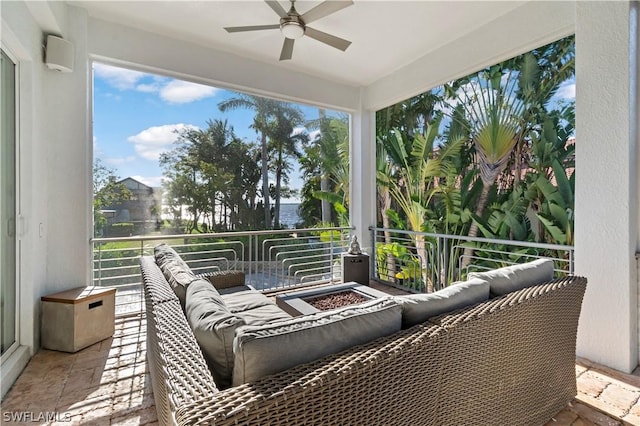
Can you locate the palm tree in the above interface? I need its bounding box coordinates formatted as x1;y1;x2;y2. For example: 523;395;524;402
306;111;349;224
450;36;574;270
458;67;524;254
266;104;306;228
219;94;282;228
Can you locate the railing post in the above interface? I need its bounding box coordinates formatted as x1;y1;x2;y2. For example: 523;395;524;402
97;243;102;287
569;249;574;275
370;227;376;281
248;234;253;285
436;237;442;291
442;236;450;288
330;232;335;283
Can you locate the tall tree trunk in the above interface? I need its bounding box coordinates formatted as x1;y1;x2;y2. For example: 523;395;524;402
318;109;332;223
379;188;395;282
415;234;432;293
261;131;271;228
461;183;491;271
320;177;332;223
274;150;283;228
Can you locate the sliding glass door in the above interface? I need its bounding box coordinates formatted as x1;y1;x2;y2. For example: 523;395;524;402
1;49;17;357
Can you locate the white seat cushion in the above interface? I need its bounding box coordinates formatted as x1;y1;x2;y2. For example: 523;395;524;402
232;298;402;386
186;280;244;389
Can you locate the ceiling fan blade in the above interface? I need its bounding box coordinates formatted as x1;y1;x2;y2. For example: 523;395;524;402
280;38;295;60
265;0;288;18
225;24;280;33
305;27;351;51
301;1;353;24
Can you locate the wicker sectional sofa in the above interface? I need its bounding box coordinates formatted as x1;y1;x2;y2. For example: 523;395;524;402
141;246;587;426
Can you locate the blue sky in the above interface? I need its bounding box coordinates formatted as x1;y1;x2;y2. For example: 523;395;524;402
93;62;328;202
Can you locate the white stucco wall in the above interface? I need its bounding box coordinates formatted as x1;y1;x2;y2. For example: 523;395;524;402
635;3;640;367
1;1;92;397
575;1;638;373
42;5;93;293
349;96;376;253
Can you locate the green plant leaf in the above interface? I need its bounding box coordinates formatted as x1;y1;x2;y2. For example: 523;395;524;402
537;213;567;244
551;158;573;206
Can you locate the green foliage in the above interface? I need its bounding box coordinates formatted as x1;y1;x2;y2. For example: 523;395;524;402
376;35;576;281
160;119;262;233
299;113;350;227
375;242;424;290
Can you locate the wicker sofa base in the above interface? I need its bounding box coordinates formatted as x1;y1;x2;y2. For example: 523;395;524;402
140;256;587;426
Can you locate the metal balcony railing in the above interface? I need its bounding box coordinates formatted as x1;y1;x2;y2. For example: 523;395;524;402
93;226;574;316
370;227;574;293
92;227;351;316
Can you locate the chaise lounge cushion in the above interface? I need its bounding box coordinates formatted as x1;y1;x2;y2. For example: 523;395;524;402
186;279;245;389
396;278;490;328
232;298;402;386
154;243;198;307
468;258;554;296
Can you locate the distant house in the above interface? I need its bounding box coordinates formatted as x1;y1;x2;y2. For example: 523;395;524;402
102;177;162;236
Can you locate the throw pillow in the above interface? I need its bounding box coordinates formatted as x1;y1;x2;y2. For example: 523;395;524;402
154;243;197;307
200;270;246;289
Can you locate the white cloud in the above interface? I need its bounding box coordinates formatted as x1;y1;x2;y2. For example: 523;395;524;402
131;175;164;188
93;63;149;90
159;80;218;104
127;123;198;161
556;81;576;100
94;63;218;104
136;83;161;93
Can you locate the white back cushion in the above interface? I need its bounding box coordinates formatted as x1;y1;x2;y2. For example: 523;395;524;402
396;278;489;327
468;258;554;296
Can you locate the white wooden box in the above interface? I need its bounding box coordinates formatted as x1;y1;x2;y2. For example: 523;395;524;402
41;286;116;352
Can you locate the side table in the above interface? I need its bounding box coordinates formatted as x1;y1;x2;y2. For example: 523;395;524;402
41;286;116;352
342;253;370;285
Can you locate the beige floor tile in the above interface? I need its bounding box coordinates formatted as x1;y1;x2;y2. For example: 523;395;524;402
599;384;640;411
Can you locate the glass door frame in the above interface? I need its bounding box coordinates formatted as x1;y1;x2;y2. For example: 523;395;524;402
1;44;20;362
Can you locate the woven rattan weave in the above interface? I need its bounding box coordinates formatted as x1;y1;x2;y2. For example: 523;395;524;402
140;256;586;425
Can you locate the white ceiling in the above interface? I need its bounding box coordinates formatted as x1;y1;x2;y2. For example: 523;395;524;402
70;0;530;87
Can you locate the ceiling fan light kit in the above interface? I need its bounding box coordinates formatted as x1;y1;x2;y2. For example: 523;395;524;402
281;21;304;39
224;0;353;61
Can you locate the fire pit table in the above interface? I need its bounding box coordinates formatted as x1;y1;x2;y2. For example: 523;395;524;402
275;282;390;317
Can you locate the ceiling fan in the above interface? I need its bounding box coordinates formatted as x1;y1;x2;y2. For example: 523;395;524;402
224;0;353;61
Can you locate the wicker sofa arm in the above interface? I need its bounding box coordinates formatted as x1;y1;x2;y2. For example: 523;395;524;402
175;323;447;426
197;270;245;290
429;275;587;426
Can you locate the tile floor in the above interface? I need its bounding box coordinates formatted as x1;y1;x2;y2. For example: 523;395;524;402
2;312;640;425
1;316;156;425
